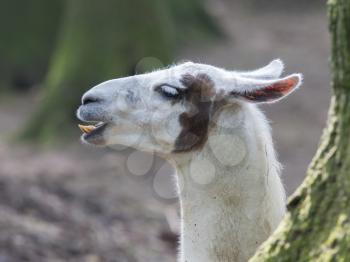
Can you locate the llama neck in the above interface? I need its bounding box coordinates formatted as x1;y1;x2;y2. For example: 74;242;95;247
171;105;286;262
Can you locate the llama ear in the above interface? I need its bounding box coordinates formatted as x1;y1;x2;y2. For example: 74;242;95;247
229;73;302;103
238;59;284;80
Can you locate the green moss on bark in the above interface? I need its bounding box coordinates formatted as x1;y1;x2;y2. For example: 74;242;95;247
250;0;350;261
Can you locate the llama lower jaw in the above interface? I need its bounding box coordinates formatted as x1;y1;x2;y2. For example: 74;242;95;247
79;122;108;146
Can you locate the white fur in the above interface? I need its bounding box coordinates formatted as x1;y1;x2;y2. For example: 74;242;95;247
169;103;286;262
237;59;284;79
78;59;302;262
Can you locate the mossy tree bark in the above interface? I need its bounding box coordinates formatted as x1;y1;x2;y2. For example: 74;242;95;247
20;0;220;143
0;0;63;90
250;0;350;261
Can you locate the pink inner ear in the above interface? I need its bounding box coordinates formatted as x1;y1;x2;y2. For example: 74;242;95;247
265;76;299;94
240;75;299;102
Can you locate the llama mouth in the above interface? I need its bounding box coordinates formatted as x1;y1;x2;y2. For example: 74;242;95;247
78;122;105;134
78;122;108;145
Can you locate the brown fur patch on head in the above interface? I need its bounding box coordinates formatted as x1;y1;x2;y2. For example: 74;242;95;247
173;73;219;153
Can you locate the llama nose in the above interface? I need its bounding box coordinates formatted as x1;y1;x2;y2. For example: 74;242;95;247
82;94;104;105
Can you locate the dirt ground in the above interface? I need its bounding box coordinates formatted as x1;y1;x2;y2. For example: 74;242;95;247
0;2;330;261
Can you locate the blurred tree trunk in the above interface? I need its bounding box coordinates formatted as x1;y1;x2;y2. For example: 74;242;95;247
0;0;63;91
20;0;220;142
250;0;350;261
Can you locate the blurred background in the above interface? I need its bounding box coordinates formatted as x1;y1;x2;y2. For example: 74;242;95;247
0;0;330;261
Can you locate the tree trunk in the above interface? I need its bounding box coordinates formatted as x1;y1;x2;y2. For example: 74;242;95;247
0;0;63;90
19;0;220;143
250;0;350;261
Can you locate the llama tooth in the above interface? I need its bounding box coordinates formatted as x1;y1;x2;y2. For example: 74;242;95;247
78;124;96;134
78;124;86;133
78;124;88;133
86;125;96;133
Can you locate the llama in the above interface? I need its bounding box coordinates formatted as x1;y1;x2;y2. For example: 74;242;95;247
77;59;302;262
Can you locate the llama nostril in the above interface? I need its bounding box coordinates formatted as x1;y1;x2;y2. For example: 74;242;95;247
82;95;103;105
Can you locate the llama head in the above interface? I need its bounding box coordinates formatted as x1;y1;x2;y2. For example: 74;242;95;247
77;60;302;154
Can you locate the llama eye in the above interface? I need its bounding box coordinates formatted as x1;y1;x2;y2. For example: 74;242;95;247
156;84;182;99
